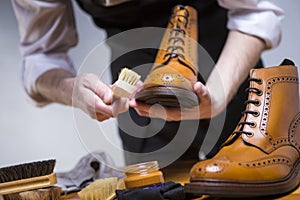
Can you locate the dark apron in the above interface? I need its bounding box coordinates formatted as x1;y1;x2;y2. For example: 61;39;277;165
75;0;263;165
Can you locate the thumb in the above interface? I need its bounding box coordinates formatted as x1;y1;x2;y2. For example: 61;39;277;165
95;80;113;105
103;89;113;104
194;82;209;98
112;98;129;116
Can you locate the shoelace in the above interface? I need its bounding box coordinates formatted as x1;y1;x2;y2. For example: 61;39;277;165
234;78;263;137
163;5;189;61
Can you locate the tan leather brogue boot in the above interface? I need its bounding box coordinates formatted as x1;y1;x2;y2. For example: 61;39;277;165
185;59;300;197
135;5;199;107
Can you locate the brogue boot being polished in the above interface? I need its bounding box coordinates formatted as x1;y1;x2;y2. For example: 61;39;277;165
185;59;300;197
135;5;199;107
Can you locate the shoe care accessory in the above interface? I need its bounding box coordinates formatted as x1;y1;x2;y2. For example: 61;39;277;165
123;161;164;189
0;159;58;199
112;67;141;99
2;187;61;200
116;161;185;200
78;177;124;200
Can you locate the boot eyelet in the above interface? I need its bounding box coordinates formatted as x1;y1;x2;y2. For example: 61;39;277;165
253;111;260;117
250;122;257;128
257;90;263;96
246;132;254;137
254;100;261;106
257;79;263;85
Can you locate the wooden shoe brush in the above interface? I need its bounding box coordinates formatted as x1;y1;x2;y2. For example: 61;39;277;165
78;177;124;200
0;159;57;196
112;68;141;99
2;186;61;200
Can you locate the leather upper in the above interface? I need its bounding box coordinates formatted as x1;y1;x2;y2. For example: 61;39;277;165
242;66;299;154
190;65;300;182
143;5;198;90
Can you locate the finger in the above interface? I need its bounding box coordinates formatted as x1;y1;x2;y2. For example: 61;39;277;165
194;82;210;100
135;80;144;91
94;98;114;117
134;104;183;121
180;108;200;120
97;83;113;105
130;80;144;99
96;113;111;122
131;101;152;113
134;109;150;117
84;74;113;105
76;87;113;118
128;98;138;107
144;104;172;119
132;102;157;117
112;98;129;116
194;81;205;96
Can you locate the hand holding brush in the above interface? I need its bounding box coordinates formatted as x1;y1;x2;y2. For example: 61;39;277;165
71;68;140;122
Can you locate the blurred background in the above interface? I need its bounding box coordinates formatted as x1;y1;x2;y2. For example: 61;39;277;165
0;0;299;172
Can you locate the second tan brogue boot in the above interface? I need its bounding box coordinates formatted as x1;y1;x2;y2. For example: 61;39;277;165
185;59;300;197
135;5;199;108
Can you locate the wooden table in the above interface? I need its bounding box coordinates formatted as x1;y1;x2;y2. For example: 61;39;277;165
63;160;300;200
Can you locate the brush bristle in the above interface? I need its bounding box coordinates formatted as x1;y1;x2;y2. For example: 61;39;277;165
118;68;141;86
112;68;141;98
0;160;55;183
3;186;61;200
78;177;119;200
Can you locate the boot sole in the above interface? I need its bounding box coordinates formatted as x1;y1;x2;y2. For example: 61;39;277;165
135;86;199;108
184;159;300;198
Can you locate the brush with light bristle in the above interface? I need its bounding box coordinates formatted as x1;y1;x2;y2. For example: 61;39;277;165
112;68;141;99
78;177;124;200
0;159;58;199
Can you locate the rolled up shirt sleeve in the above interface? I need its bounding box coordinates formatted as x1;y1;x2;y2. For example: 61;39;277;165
12;0;78;106
218;0;284;49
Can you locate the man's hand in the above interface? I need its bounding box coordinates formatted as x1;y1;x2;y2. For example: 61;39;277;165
72;73;114;122
35;69;129;122
130;81;224;121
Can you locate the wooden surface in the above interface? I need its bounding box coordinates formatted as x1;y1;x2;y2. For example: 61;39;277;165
62;160;300;200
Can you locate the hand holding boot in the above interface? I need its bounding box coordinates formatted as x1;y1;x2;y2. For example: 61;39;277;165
130;81;224;121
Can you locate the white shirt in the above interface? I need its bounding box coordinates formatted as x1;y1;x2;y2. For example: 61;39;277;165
11;0;284;105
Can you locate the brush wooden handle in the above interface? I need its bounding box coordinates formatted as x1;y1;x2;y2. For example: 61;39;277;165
112;81;134;98
112;68;141;98
0;173;57;195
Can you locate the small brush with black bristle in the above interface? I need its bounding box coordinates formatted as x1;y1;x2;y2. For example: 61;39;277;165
0;159;57;196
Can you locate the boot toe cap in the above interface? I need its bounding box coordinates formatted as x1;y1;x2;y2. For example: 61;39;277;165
190;158;230;180
190;156;294;182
